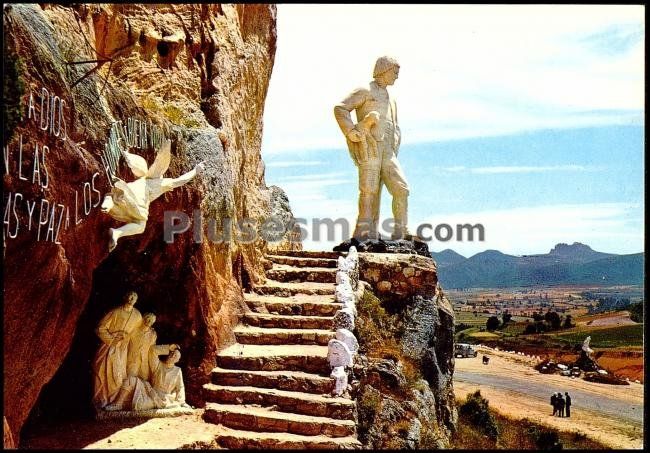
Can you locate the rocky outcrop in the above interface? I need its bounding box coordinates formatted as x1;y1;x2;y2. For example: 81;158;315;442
265;185;302;253
3;3;278;443
352;252;456;448
334;237;431;257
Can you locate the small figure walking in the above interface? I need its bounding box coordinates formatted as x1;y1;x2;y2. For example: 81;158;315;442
550;392;558;416
557;393;566;417
565;392;572;418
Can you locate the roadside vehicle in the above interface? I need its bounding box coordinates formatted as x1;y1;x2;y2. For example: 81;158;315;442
455;343;478;358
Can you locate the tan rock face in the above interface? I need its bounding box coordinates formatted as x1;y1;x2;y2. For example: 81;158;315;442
3;3;278;443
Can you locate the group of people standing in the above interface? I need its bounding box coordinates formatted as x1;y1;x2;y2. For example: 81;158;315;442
550;392;572;417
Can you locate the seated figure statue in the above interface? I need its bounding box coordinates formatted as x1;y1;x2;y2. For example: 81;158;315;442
105;346;189;412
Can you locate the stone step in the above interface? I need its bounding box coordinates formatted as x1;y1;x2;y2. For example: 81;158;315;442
254;280;335;296
267;250;343;259
244;312;333;330
211;367;334;394
204;403;355;438
266;265;337;284
215;426;362;449
217;344;330;374
266;254;339;268
244;293;341;316
234;325;335;346
203;385;355;420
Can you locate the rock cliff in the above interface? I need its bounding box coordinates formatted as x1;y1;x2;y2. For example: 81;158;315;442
352;253;456;448
3;3;279;443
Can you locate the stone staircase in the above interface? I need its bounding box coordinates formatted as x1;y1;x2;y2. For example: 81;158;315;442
203;250;362;449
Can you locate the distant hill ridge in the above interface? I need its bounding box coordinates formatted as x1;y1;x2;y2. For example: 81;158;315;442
431;242;643;288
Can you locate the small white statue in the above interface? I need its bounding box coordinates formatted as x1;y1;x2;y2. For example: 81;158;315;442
327;339;353;368
330;366;348;396
336;328;359;355
582;336;594;357
101;139;205;252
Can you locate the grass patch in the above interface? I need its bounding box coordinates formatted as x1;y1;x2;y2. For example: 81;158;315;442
452;397;608;450
552;324;643;348
455;311;491;326
468;331;501;339
458;390;499;440
141;95;202;128
3;34;26;141
356;290;398;354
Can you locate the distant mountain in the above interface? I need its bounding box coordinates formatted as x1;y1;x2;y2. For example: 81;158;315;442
431;243;644;288
430;249;466;268
523;242;614;265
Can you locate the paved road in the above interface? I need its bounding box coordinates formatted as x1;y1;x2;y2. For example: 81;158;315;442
455;369;643;425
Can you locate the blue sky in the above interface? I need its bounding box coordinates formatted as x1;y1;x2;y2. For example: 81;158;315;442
261;5;644;255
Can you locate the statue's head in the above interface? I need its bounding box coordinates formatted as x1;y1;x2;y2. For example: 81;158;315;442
143;312;156;327
373;56;400;86
123;291;138;308
167;349;181;365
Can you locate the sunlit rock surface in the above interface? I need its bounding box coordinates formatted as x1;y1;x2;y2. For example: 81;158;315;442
3;3;278;443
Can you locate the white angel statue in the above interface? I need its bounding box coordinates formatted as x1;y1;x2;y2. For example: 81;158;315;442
582;336;594;357
100;139;204;252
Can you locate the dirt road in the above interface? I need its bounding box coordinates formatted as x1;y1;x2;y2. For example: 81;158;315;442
454;347;643;449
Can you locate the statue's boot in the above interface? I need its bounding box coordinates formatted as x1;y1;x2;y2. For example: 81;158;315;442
369;184;382;240
391;194;412;240
353;193;378;240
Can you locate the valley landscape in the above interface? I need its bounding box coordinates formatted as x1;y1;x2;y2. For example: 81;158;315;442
3;3;643;451
436;242;644;448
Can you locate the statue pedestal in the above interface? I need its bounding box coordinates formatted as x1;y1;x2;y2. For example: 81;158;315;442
334;237;430;257
96;406;194;421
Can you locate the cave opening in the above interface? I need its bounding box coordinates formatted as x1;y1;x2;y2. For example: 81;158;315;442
156;40;170;57
20;240;194;445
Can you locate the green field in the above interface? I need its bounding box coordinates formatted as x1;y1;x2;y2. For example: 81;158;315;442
551;324;643;348
456;327;501;342
455;311;491;327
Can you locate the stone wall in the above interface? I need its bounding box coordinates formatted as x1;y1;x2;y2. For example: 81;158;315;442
359;252;437;299
3;3;278;443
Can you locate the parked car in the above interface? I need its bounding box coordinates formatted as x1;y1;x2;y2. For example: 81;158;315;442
455;343;478;358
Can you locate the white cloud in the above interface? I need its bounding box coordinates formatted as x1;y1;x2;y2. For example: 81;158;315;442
280;194;644;254
434;165;600;174
423;202;644;257
277;171;348;182
266;160;326;168
262;5;644;153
